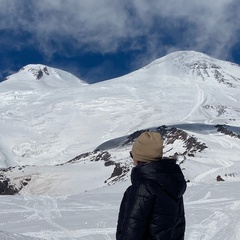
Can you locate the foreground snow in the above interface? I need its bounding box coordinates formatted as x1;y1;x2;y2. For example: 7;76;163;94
0;181;240;240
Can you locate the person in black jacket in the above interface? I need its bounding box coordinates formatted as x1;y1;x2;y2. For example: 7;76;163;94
116;131;186;240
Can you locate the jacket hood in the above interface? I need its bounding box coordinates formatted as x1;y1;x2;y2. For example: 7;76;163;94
131;159;186;198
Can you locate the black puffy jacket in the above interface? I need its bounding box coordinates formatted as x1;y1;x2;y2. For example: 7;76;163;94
116;159;186;240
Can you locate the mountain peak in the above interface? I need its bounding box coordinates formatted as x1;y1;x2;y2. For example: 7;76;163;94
20;64;51;80
143;51;240;87
3;64;88;90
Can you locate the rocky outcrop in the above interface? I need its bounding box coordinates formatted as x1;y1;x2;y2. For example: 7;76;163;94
215;124;240;139
29;66;50;80
0;174;18;195
0;167;32;195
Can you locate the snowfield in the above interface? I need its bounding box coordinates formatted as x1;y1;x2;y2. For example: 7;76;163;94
1;51;240;239
1;181;240;240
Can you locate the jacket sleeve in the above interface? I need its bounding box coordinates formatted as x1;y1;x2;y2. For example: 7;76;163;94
117;181;156;240
116;186;131;239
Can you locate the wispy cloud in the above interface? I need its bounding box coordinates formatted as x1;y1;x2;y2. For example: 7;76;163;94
0;0;239;70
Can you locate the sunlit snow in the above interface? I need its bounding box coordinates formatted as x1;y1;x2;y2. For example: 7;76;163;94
0;51;240;239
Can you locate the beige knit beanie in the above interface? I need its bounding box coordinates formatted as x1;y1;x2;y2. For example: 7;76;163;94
131;132;163;162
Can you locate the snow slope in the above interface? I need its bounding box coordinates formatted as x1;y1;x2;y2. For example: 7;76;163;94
0;181;240;240
0;51;240;239
0;51;240;167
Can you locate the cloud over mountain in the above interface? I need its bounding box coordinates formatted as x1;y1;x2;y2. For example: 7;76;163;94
0;0;239;65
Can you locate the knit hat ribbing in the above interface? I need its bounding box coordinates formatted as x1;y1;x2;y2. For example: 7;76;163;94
131;132;163;162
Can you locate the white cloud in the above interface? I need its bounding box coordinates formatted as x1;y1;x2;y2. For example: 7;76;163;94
0;0;239;64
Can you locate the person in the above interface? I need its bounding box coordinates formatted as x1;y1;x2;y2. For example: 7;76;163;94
116;131;186;240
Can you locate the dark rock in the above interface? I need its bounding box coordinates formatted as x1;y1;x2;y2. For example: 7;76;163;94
0;175;19;195
43;67;49;75
216;175;225;181
36;69;43;80
215;124;240;139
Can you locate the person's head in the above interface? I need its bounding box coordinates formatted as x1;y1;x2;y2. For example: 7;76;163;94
130;132;163;165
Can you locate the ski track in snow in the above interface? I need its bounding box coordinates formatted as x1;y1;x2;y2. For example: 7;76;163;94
26;228;115;240
180;84;209;122
215;136;240;150
185;183;240;240
187;211;230;240
0;182;240;240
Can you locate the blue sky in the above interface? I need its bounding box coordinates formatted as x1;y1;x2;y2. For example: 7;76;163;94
0;0;239;83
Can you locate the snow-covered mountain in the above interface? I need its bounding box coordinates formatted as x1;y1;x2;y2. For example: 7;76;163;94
1;51;240;168
0;51;240;239
3;64;88;90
